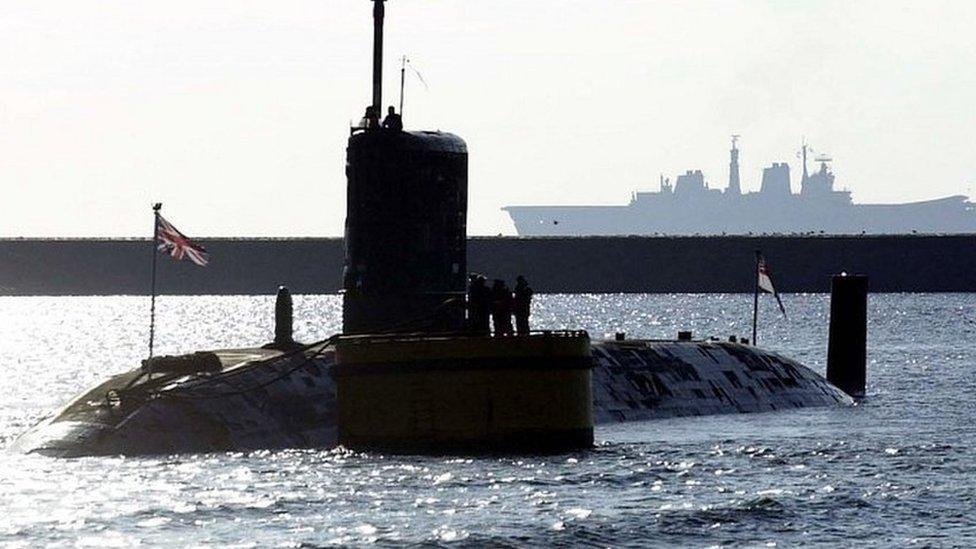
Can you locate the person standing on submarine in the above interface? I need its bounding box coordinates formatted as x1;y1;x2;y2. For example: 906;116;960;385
467;274;491;335
513;275;533;335
491;279;514;336
360;105;380;129
382;105;402;131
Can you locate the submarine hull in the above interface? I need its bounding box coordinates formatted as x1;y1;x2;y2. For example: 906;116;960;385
12;346;338;457
591;339;850;421
14;339;850;457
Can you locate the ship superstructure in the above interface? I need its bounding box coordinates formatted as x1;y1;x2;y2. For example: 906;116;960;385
504;138;976;236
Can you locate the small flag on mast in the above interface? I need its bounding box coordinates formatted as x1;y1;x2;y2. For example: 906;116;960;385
156;215;210;267
757;254;786;317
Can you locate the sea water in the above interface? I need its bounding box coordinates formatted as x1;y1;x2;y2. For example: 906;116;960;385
1;294;974;547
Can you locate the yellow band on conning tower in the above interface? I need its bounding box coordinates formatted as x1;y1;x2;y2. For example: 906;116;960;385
333;331;594;453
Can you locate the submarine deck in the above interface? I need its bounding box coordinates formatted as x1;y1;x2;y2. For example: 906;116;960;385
54;347;287;422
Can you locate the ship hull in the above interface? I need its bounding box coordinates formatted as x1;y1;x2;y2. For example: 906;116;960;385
13;339;850;457
505;195;976;236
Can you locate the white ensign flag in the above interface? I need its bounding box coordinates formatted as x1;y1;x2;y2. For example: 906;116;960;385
758;255;786;317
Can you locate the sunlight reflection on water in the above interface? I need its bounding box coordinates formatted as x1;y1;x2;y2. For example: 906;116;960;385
1;293;974;546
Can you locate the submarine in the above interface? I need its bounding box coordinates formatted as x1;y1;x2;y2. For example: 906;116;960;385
13;1;867;457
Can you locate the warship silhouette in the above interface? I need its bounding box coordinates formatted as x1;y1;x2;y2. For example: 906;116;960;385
504;138;976;236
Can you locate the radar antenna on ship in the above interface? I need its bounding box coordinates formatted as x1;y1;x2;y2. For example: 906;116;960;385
813;153;833;179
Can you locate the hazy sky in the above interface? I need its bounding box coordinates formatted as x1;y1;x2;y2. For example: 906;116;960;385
2;1;975;237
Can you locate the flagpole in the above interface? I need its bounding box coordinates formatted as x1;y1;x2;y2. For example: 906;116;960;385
752;250;760;345
148;203;162;362
399;55;406;115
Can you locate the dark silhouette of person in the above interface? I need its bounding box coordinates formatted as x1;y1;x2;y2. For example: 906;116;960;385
361;105;380;129
513;275;533;335
467;274;491;335
490;279;514;336
382;106;403;131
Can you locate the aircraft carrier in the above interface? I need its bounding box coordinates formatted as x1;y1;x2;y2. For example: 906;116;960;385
504;138;976;236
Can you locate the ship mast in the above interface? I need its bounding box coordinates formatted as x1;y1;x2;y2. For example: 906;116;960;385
728;134;742;195
801;139;809;185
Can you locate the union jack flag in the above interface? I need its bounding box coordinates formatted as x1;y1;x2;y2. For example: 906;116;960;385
156;215;209;267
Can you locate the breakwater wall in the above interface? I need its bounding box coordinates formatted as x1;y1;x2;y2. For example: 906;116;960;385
1;235;973;295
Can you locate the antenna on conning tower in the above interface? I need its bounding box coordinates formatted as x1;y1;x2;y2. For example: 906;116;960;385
372;0;386;114
399;55;407;115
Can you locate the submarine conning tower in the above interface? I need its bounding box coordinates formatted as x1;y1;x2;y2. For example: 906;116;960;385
343;130;468;333
334;1;592;454
342;0;468;335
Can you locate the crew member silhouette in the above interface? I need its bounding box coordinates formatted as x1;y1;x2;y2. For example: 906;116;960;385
382;106;403;131
360;105;380;129
467;274;491;335
491;279;514;336
513;275;533;335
